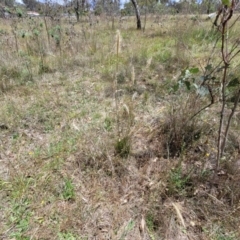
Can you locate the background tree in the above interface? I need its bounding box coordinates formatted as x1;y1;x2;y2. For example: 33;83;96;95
22;0;40;11
200;0;220;14
74;0;80;22
2;0;15;7
63;0;89;22
131;0;141;29
73;0;88;21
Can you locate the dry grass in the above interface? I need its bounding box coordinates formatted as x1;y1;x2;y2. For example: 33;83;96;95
0;14;240;240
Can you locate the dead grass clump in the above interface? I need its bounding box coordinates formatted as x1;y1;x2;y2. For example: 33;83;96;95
216;157;240;205
156;97;207;158
76;151;109;173
0;65;22;92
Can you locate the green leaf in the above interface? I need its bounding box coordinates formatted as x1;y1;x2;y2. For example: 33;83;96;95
222;0;231;7
126;220;135;231
217;66;225;72
228;78;240;88
189;67;199;74
184;69;191;78
205;64;212;71
197;86;209;96
184;80;191;90
33;29;39;36
172;83;179;92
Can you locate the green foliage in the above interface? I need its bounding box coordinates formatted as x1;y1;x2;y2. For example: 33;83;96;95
117;71;126;84
0;65;21;79
9;176;35;200
58;232;77;240
115;136;131;158
104;117;113;131
94;5;103;16
152;49;172;64
191;28;218;43
62;179;75;201
16;8;23;18
227;78;239;88
33;29;40;36
50;25;61;46
0;29;7;35
146;213;155;232
9;198;31;239
38;63;53;74
172;67;210;97
119;220;135;240
203;226;237;240
168;167;191;195
222;0;231;7
122;2;135;15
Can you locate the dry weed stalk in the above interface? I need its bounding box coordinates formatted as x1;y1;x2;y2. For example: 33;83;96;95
10;19;19;56
131;65;135;86
115;29;122;138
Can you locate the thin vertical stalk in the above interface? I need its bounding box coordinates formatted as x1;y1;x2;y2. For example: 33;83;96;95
115;30;121;138
215;2;235;171
11;22;19;56
143;0;147;32
221;89;240;155
217;66;227;170
43;16;50;49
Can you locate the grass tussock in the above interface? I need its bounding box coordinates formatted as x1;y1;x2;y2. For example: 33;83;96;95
157;95;210;158
0;14;240;240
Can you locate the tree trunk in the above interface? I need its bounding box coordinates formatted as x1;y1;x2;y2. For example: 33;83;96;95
207;0;211;14
74;0;80;22
131;0;141;29
82;0;85;10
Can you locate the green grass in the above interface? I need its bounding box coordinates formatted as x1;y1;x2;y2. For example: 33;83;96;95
8;198;31;240
62;178;75;201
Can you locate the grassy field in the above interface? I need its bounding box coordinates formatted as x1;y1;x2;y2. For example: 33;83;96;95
0;13;240;239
